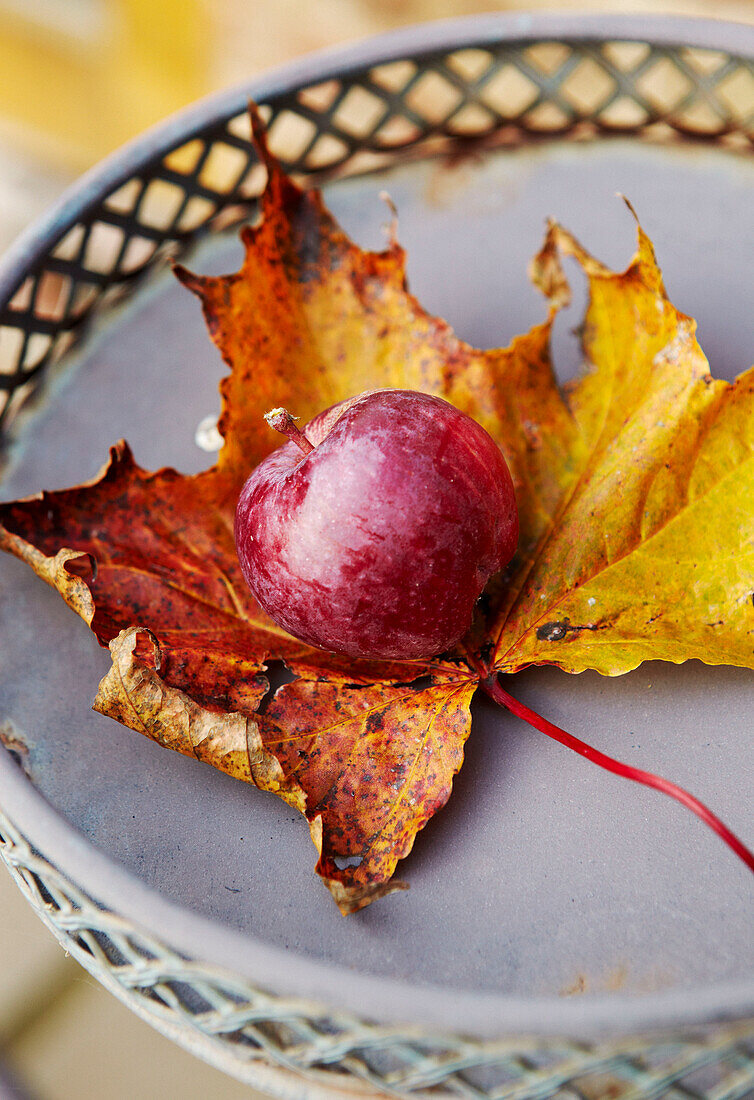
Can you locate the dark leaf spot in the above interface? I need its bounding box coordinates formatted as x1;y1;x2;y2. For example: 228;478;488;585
537;621;569;642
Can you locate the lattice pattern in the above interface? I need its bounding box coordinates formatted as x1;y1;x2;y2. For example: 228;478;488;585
0;36;752;434
1;806;753;1099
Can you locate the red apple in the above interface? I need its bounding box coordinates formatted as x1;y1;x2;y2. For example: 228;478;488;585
235;389;518;660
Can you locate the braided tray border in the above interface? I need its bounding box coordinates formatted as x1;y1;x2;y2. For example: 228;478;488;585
2;806;753;1099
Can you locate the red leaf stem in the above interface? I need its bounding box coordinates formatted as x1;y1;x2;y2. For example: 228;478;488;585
482;675;754;876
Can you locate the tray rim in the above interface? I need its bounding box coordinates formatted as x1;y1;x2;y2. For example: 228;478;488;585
1;11;753;1042
2;747;752;1040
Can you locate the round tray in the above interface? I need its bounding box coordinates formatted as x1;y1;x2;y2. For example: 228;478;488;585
1;14;753;1099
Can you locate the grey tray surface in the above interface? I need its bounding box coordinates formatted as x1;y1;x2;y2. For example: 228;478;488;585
0;16;752;1042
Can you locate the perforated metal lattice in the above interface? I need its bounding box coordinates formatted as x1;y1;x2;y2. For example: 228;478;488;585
1;807;753;1099
0;33;752;434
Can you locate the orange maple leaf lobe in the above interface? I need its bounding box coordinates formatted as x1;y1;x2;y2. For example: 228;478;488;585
259;676;476;912
173;110;551;497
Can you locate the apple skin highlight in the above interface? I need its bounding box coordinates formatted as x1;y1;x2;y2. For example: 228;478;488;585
235;389;518;660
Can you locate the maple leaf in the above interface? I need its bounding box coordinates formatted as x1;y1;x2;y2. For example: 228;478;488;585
1;110;752;910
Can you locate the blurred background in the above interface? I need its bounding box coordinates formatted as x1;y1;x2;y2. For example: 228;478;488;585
0;1;752;1097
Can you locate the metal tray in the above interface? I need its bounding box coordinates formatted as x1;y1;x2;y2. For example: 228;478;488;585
1;14;752;1098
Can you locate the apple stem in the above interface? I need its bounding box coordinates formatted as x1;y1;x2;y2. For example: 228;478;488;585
481;673;754;877
265;407;314;455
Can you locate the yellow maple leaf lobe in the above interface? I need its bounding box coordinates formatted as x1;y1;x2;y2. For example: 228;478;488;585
492;209;754;676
